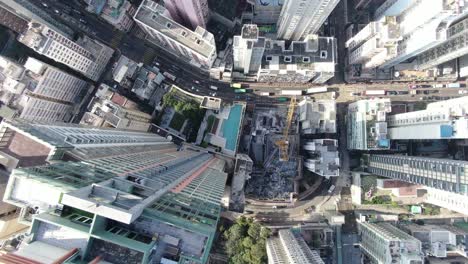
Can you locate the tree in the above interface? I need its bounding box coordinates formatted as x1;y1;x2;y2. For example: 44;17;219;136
223;218;270;264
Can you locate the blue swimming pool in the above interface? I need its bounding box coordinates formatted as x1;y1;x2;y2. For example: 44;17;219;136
222;104;243;151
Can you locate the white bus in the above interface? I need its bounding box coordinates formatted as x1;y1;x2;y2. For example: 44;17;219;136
305;86;328;94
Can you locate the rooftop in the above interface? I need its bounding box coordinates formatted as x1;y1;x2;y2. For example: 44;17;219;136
134;0;216;58
304;139;340;177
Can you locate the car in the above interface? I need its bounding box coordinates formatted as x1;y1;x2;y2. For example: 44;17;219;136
459;90;468;94
194;80;200;84
41;2;48;8
154;62;160;66
79;18;87;24
210;92;216;97
397;91;409;95
423;90;438;95
350;92;361;96
387;91;398;95
191;86;195;91
196;89;200;92
409;85;417;89
272;206;277;209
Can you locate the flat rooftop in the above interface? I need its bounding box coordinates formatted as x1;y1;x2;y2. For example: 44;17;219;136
134;0;215;58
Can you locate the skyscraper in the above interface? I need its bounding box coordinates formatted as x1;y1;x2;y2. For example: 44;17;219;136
276;0;340;41
0;56;91;122
0;119;227;263
163;0;209;30
134;0;217;70
18;22;114;82
364;154;468;215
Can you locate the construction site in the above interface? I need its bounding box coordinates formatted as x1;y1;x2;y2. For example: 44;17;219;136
238;98;301;202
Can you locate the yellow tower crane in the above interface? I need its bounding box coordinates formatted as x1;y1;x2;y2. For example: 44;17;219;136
276;97;297;161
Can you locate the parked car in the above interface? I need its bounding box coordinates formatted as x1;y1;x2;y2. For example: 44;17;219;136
387;91;398;95
350;92;361;96
423;90;438;94
459;90;468;94
397;91;409;95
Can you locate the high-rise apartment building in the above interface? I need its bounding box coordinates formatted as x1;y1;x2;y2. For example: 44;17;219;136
364;154;468;215
134;0;217;70
359;222;424;264
163;0;209;30
267;228;325;264
276;0;340;41
233;24;266;75
298;98;337;134
347;0;463;70
0;119;227;264
387;96;468;140
0;56;90;122
346;99;392;150
18;22;114;81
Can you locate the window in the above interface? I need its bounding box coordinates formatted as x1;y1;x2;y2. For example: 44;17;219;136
166;22;172;28
303;57;310;63
181;31;187;37
266;56;272;61
284;56;292;62
320;51;327;58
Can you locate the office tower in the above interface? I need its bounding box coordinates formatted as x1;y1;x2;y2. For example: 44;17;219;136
267;228;325;264
347;0;462;70
0;56;90;122
364;154;468;215
387;96;468;140
346;99;392;150
163;0;209;30
258;35;336;83
0;0;74;37
233;24;266;75
18;22;114;82
247;0;284;25
0;119;227;264
417;16;468;70
298;98;336;134
359;222;424;264
276;0;340;41
134;0;217;70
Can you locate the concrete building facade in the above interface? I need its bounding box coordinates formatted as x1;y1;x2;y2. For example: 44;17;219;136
276;0;340;41
163;0;209;30
365;154;468;214
298;98;336;134
304;139;339;178
387;96;468;140
0;56;90;122
18;22;114;81
267;228;325;264
134;0;217;70
359;222;424;264
346;99;392;150
247;0;284;25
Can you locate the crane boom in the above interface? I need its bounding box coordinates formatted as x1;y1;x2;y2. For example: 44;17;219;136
276;97;296;161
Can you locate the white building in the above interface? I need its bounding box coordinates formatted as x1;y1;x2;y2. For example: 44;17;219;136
347;16;400;69
99;0;136;32
298;98;336;134
18;22;114;81
304;139;340;178
276;0;340;41
359;222;424;264
0;56;90;122
233;24;266;75
388;96;468;140
258;35;337;83
134;0;217;70
346;99;392;150
267;228;325;264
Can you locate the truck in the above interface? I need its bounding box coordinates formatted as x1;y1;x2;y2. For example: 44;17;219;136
305;86;328;94
231;83;242;89
209;85;218;91
447;83;465;88
162;72;176;82
328;185;336;194
260;92;275;96
281;90;303;96
363;90;386;96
